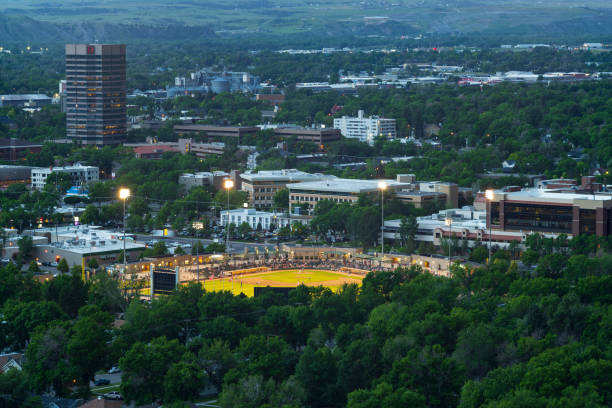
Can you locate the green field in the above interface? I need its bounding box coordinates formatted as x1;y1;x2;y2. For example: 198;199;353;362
203;269;363;297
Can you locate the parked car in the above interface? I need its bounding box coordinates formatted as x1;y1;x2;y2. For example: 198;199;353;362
94;378;110;386
103;391;122;400
108;366;121;374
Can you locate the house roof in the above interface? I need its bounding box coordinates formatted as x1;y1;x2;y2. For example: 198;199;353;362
79;398;123;408
132;145;179;155
0;353;23;372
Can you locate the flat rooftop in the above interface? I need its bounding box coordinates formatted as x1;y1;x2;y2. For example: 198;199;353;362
495;188;612;203
33;225;145;254
289;178;411;194
241;169;325;183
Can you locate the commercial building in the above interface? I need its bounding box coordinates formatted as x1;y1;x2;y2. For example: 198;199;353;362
487;188;612;237
0;139;42;162
0;165;35;188
65;44;127;146
241;170;325;209
288;177;411;214
33;225;145;267
131;145;179;159
31;164;99;190
273;126;341;145
220;208;307;231
333;110;396;145
384;184;612;253
174;125;259;140
178;171;231;191
0;94;52;108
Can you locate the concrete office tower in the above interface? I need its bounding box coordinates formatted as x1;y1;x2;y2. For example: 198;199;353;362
65;44;127;146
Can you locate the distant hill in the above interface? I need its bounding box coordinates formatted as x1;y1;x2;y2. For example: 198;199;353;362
0;13;215;42
1;1;612;41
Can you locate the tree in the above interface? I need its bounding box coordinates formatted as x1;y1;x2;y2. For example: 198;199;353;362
0;368;42;408
273;188;289;209
25;323;72;396
120;337;186;405
191;240;205;255
57;258;69;274
88;272;126;313
174;245;186;255
164;353;207;403
399;215;418;253
238;222;252;238
67;305;114;386
295;346;342;407
87;258;99;272
80;204;100;225
27;260;41;273
16;236;33;265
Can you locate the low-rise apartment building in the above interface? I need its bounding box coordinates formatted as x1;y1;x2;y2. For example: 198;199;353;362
333;110;396;145
31;164;99;190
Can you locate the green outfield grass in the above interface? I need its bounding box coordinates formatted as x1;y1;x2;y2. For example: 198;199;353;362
203;269;363;297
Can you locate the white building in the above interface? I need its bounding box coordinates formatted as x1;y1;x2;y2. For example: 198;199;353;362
288;177;411;214
31;225;145;267
333;110;396;145
31;164;99;190
220;208;306;231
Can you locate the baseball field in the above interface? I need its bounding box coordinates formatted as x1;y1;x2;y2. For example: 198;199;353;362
202;269;364;297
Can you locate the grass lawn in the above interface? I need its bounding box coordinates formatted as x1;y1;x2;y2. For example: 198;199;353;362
203;269;363;297
91;384;120;394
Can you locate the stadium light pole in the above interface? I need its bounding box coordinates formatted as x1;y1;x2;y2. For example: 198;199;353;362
485;189;494;265
119;188;130;273
224;179;234;255
378;181;387;257
445;217;452;268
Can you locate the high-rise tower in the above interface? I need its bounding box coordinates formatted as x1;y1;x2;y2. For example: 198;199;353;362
65;44;126;146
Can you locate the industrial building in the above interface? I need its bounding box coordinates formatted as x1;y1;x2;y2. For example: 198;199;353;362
31;164;99;190
333;110;397;145
65;44;127;146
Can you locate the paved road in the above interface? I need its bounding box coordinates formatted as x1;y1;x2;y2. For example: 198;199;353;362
90;372;122;386
133;234;278;253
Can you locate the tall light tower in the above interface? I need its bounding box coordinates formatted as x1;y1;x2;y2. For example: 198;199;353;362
119;188;130;273
224;179;234;254
485;189;494;265
377;181;387;257
445;217;452;267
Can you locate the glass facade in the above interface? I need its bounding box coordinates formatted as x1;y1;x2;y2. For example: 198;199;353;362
580;209;596;234
503;202;573;233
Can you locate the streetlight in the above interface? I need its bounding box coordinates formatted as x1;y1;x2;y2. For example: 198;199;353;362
485;189;494;264
119;188;130;273
224;179;234;254
445;217;452;268
378;181;387;257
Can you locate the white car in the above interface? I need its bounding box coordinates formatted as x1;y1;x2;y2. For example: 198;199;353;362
103;391;122;400
108;366;121;374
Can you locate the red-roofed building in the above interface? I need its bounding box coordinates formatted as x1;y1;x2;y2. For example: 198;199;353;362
132;145;179;159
